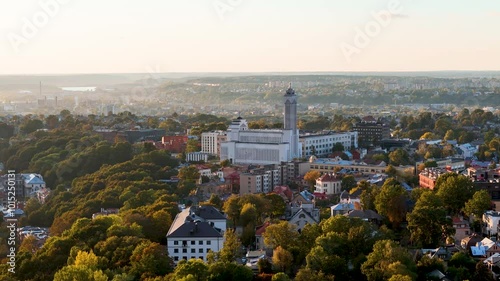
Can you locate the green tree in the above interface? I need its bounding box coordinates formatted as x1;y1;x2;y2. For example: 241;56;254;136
20;119;44;134
266;193;286;218
341;175;357;192
464;190;492;221
435;173;474;214
407;192;454;247
332;142;344;152
375;178;408;228
473;261;495;281
171;259;208;281
389;148;410;166
361;240;417;281
207;262;253;281
272;272;291;281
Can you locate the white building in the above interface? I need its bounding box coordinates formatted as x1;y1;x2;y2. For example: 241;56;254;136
458;143;478;159
314;173;342;195
186;152;209;162
220;87;301;165
300;131;358;158
167;206;226;264
483;211;500;237
201;131;226;155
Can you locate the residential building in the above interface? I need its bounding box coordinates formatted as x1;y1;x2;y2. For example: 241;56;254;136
161;135;188;153
484;211;500;237
314;173;342;195
0;173;46;199
419;168;450;190
287;191;320;231
299;131;358;158
452;216;471;243
201;131;226;155
166;206;226;264
239;166;281;195
352;116;390;148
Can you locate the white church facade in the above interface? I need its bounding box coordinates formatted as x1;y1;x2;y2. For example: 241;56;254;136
220;86;301;165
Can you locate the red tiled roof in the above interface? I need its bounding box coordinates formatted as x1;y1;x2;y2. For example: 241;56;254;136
318;173;340;182
255;222;271;236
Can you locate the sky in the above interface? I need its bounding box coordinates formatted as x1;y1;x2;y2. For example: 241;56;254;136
1;0;499;74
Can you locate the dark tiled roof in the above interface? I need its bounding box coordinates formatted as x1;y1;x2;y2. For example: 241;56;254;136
167;221;222;238
193;206;226;220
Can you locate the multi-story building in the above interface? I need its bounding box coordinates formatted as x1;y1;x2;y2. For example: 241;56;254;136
352;116;390;148
220;87;301;165
314;173;342;195
299;131;358;158
419;168;450;190
186;152;209;162
239;166;281;195
161;135;188;153
0;173;46;199
166;206;226;264
201;131;226;155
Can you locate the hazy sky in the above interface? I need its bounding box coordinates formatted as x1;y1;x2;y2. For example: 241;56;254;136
1;0;499;74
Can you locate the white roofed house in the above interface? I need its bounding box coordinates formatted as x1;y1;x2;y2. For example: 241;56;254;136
166;205;226;264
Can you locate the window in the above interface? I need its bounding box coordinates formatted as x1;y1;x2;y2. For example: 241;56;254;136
199;241;203;245
191;249;195;253
174;249;179;253
207;241;211;245
191;240;195;245
199;256;204;260
199;248;204;253
174;241;179;245
174;257;179;261
183;256;187;260
182;241;187;247
182;249;187;253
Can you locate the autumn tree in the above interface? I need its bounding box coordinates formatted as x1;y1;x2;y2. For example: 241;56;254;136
263;221;299;250
303;170;320;188
341;175;357;192
218;229;242;263
273;246;293;274
375;178;408;228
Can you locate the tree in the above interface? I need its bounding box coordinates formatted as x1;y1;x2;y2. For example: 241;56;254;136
240;203;258;227
361;240;417;281
185;139;200;153
420;132;437;140
20;119;44;134
129;241;173;279
443;129;456;141
218;229;242;263
374;178;408;228
171;259;208;281
263;221;299;250
206;194;223;210
304;171;320;188
341;175;357;192
388;275;413;281
435;173;474;214
266;194;286;218
407;192;454;247
223;194;241;227
332;142;344;152
178;165;200;182
464;190;492;221
207;262;253;281
272;246;293;274
473;261;495;281
272;272;291;281
389;148;410;166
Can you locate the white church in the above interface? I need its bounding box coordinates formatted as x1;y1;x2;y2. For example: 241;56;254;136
220;86;302;165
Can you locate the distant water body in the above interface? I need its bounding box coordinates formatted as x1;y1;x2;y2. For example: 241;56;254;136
61;87;96;92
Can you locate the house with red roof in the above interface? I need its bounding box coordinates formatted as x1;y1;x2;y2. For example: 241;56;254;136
314;173;342;195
